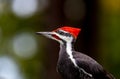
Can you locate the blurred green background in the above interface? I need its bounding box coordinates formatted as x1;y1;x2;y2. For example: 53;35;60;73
0;0;119;79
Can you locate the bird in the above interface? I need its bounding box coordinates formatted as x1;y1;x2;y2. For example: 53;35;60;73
36;26;115;79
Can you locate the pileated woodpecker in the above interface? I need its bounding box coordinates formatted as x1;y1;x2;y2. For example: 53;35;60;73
36;26;115;79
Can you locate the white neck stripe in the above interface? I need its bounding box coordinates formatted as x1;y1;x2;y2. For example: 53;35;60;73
66;42;77;67
66;42;93;77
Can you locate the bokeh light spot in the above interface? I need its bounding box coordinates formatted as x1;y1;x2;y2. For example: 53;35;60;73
11;0;38;18
0;56;23;79
12;32;38;59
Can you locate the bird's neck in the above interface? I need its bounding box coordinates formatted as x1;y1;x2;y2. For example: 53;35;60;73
59;41;74;54
60;40;75;49
59;41;78;67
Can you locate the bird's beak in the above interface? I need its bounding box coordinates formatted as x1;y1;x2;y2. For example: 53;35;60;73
36;32;53;39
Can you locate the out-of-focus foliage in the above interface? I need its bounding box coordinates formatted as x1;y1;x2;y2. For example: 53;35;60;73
0;0;119;79
98;0;120;78
0;0;47;79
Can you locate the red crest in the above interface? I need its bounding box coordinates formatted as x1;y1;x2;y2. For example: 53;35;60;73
54;26;81;38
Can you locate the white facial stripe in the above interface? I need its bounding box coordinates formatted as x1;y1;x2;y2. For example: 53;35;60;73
54;31;73;43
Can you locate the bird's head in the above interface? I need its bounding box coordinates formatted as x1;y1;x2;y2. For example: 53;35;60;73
36;26;81;44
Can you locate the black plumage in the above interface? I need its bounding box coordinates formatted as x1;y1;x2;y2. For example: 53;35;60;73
57;44;115;79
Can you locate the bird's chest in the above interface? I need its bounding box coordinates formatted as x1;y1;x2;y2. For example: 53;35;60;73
57;54;79;79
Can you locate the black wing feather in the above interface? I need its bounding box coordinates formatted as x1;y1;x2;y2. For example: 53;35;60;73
73;51;115;79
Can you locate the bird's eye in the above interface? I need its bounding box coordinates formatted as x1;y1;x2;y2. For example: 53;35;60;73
59;31;63;35
56;30;64;35
56;30;71;37
65;33;71;37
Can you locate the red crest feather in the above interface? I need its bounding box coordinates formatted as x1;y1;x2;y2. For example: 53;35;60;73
54;26;81;38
